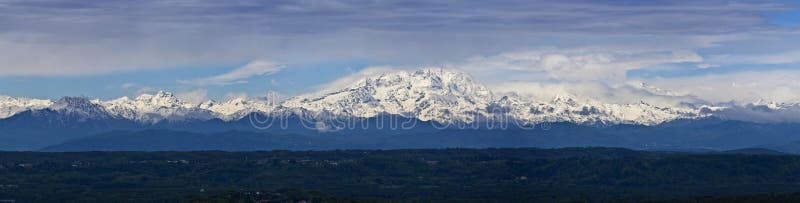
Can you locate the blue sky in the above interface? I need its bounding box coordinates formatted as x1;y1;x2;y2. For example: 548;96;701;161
0;0;798;103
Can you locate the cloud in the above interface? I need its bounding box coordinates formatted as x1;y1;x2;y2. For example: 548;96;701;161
311;66;403;93
308;62;705;108
708;50;800;65
0;0;792;76
120;83;136;89
644;69;800;103
713;105;800;123
176;89;208;104
0;0;797;109
460;48;703;81
135;86;155;95
696;63;719;69
178;60;284;86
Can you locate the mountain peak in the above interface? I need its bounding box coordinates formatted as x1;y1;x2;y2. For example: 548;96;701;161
154;90;175;98
134;91;184;107
49;97;111;118
0;96;54;119
0;69;770;125
53;97;95;107
282;68;495;122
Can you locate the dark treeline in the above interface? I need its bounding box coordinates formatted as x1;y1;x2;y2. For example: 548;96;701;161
2;148;800;202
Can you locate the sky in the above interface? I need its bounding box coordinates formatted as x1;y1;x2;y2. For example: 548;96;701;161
0;0;798;105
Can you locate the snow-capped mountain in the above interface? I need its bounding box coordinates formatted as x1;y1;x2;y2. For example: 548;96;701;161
0;68;795;126
100;91;280;123
748;99;800;111
49;97;115;119
199;97;277;121
0;95;53;119
282;69;494;123
281;69;704;125
495;93;702;126
707;100;800;123
101;91;215;123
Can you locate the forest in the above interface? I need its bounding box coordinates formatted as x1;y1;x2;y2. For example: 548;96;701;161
2;148;800;202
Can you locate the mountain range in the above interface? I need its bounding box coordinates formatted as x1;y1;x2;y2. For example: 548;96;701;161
2;69;800;152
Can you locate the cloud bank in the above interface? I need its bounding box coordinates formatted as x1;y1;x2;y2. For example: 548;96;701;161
0;0;793;76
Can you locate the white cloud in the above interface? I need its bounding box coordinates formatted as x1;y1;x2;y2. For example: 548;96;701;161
312;66;403;93
696;63;719;69
461;48;703;81
178;60;284;86
120;83;136;89
645;70;800;103
304;47;711;107
135;86;155;95
176;89;208;104
708;50;800;65
714;105;800;123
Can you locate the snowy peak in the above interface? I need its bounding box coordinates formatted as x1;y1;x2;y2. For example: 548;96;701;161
133;91;187;108
283;68;494;122
0;96;53;119
490;93;699;126
48;97;112;118
100;91;214;123
100;90;278;123
746;99;800;111
201;97;276;120
0;68;796;126
282;68;704;125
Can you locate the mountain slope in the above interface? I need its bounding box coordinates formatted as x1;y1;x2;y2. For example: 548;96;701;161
0;95;53;119
282;69;703;125
282;69;494;123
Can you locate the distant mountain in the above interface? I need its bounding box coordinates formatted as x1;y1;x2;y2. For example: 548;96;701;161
2;68;798;126
102;91;216;123
0;69;698;126
37;119;800;152
720;148;788;155
0;97;139;150
0;95;52;119
282;69;495;124
281;69;705;126
757;141;800;154
3;68;800;151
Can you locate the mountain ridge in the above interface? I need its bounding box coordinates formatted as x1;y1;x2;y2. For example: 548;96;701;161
0;68;798;125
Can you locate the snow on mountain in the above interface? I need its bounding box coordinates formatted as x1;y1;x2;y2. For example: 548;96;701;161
98;91;279;123
748;99;800;111
199;97;277;121
0;68;795;125
100;91;211;123
0;95;53;119
282;68;704;125
48;97;114;119
706;100;800;123
282;69;494;123
635;82;683;97
494;93;702;126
